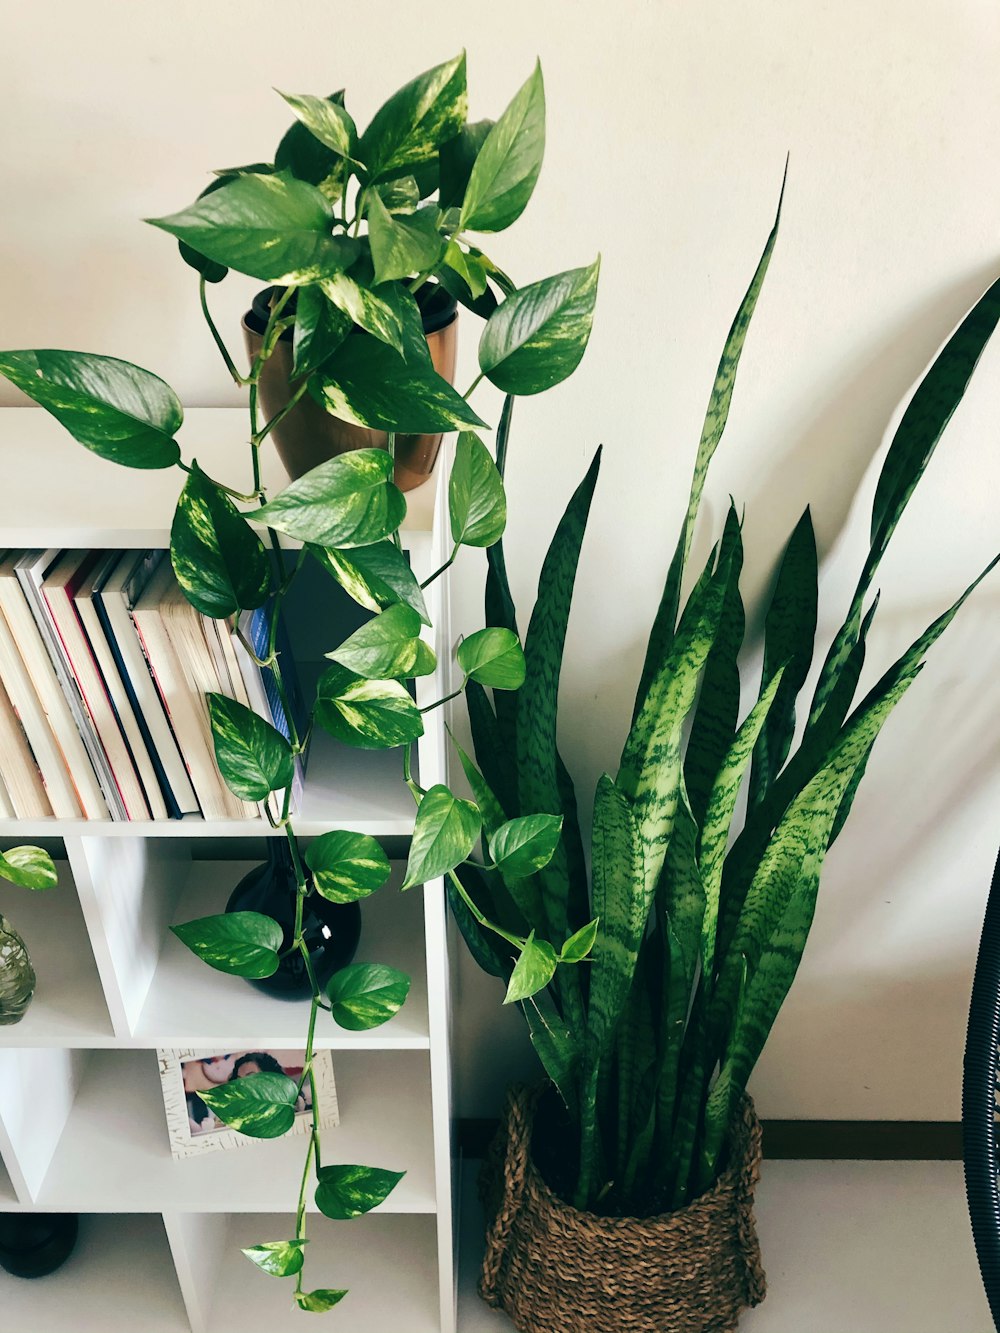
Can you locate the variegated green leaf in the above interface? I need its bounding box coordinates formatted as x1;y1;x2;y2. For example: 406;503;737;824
207;693;294;801
200;1071;299;1138
358;53;467;182
460;62;545;233
309;541;429;624
255;449;406;549
305;830;391;903
315;664;424;749
241;1239;307;1278
0;846;57;891
402;783;481;889
504;930;558;1004
326;603;422;679
368;194;445;284
171;464;271;619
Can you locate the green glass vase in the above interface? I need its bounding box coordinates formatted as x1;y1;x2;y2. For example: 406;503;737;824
0;914;35;1025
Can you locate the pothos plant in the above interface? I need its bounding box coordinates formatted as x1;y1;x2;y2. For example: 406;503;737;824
0;55;599;1312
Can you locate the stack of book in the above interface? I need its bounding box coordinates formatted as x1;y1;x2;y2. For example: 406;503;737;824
0;549;305;822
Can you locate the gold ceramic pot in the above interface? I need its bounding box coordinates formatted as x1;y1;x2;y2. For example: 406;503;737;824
242;284;459;492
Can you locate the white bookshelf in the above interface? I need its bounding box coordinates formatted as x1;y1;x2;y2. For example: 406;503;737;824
0;409;459;1332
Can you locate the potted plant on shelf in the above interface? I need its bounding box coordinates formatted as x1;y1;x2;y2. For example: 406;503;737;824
0;54;597;1314
0;846;58;1026
439;185;999;1332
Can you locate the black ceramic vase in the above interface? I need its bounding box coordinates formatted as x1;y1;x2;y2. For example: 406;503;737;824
0;1214;79;1278
225;839;361;999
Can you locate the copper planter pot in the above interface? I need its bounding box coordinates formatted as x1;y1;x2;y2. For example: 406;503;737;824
242;285;458;492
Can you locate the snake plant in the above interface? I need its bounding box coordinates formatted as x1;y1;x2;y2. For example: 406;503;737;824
451;175;1000;1214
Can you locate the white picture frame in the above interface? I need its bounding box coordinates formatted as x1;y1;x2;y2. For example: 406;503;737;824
157;1047;339;1160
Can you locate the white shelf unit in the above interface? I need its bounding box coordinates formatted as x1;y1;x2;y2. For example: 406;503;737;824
0;410;459;1333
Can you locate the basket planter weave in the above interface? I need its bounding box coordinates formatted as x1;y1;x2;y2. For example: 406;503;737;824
479;1086;767;1333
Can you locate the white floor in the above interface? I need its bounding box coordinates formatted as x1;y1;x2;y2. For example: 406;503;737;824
457;1159;994;1332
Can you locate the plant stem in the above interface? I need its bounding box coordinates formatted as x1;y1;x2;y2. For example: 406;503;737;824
420;687;463;715
199;276;247;386
253;379;309;446
419;543;459;589
462;371;485;399
446;867;523;949
176;461;260;503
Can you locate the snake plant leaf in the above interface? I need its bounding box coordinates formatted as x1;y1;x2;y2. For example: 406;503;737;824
275;90;349;198
171;911;282;979
277;90;361;166
201;1071;299;1139
327;962;411;1030
517;448;601;943
314;331;486;433
309;542;429;625
314;1163;405;1219
207;694;294;801
148;172;359;284
170;464;271;618
291;285;351;379
461;62;545;233
447;865;512;978
305;829;391;903
241;1240;307;1277
479;258;600;395
315;664;424;749
450;432;507;548
748;507;818;808
613;947;658;1186
466;679;519;818
699;955;748;1187
255;450;406;548
295;1289;349;1313
523;987;580;1109
0;846;57;891
458;627;525;689
633;167;785;718
659;781;706;994
368;193;446;284
504;930;559;1004
683;504;745;825
559;917;599;963
358;52;467;182
439;119;494;209
402;783;482;889
326;603;422;679
0;350;182;469
489;813;563;879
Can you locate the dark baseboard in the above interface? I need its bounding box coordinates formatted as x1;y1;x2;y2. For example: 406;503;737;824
457;1117;963;1161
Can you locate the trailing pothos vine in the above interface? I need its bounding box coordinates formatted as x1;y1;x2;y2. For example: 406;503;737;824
0;54;600;1312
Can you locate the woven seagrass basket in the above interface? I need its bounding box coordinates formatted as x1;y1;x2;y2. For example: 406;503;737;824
479;1086;766;1333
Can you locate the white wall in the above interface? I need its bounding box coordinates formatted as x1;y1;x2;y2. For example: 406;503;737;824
4;0;1000;1120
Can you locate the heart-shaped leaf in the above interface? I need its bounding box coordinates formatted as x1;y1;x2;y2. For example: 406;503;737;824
200;1070;299;1138
359;53;467;182
207;694;294;801
305;830;391;903
315;664;424;749
0;846;57;891
171;911;282;978
314;1164;405;1219
170;464;271;618
409;640;437;677
439;120;494;209
368;194;446;284
314;333;486;434
255;449;406;548
148;172;360;284
319;272;406;355
178;175;235;282
326;962;411;1030
402;784;482;889
461;63;545;233
309;542;429;624
274;91;349;201
295;1288;348;1312
489;813;563;879
278;91;360;164
292;285;352;379
326;604;423;678
372;175;420;214
0;350;182;469
457;627;525;689
241;1239;308;1277
504;930;558;1004
479;258;600;395
449;433;506;547
559;917;599;963
442;241;488;299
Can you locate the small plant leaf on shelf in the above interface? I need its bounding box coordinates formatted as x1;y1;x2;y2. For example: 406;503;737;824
458;627;525;688
402;783;482;889
504;930;558;1004
358;52;467;182
241;1239;309;1278
460;61;545;233
171;464;271;618
207;693;295;801
489;813;563;879
171;911;282;978
0;349;182;469
200;1070;300;1138
450;432;507;547
309;541;430;624
478;258;601;395
0;845;57;891
305;830;391;903
314;1164;406;1219
326;603;423;678
326;962;411;1030
315;664;424;748
147;172;360;284
255;450;407;548
295;1289;349;1313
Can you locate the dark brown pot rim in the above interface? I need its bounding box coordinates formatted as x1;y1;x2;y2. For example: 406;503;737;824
244;280;458;341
